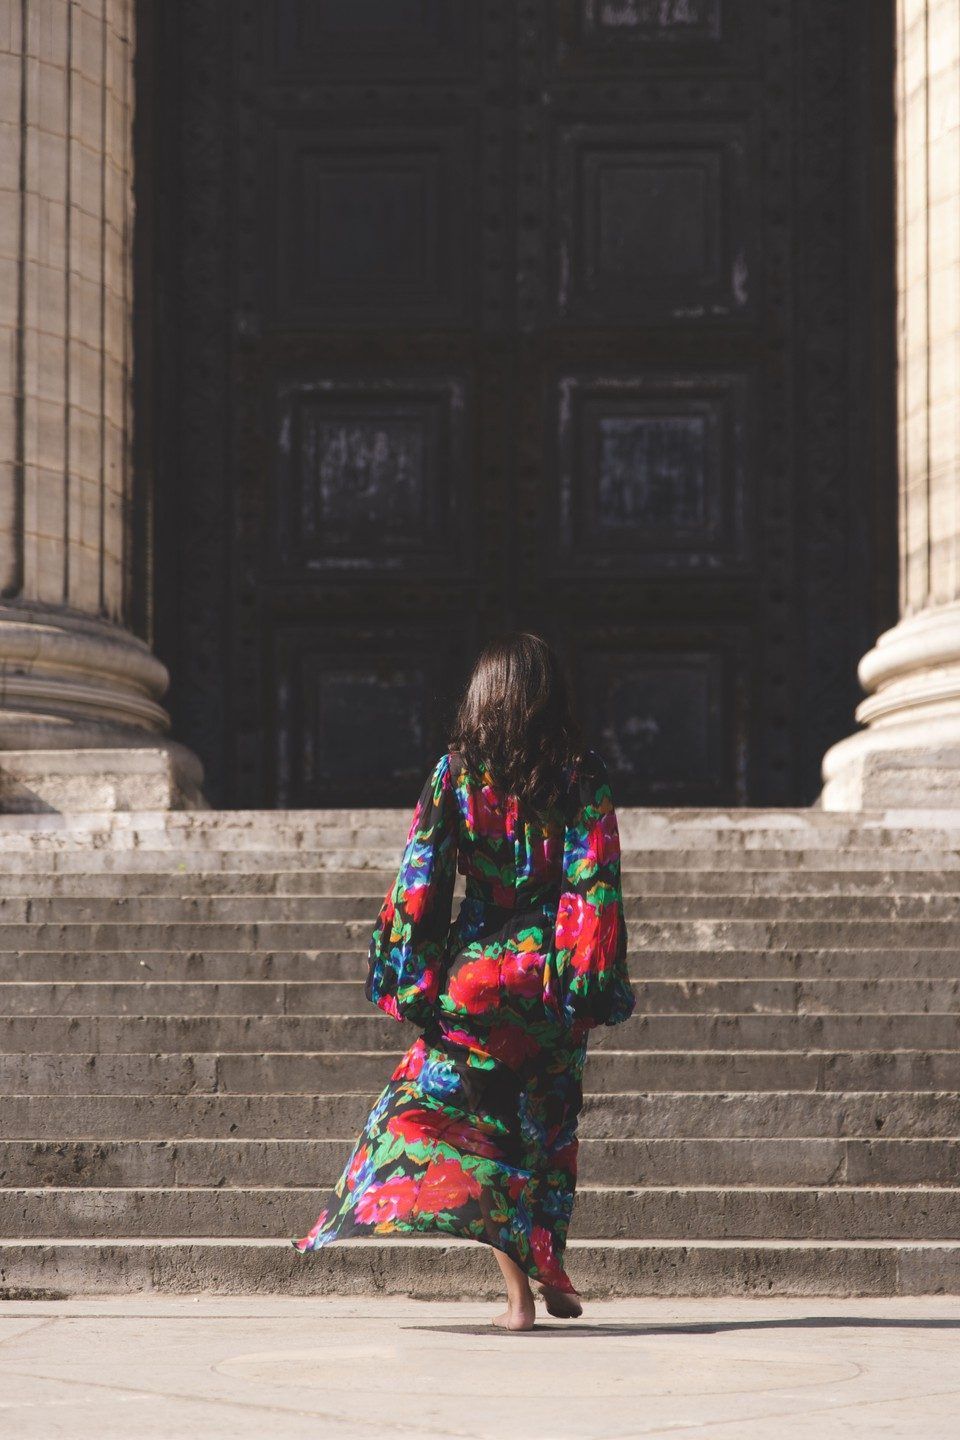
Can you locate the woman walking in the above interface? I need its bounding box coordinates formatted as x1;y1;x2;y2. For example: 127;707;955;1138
292;632;635;1329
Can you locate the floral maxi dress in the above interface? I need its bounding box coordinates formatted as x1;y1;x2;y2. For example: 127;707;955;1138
292;748;635;1293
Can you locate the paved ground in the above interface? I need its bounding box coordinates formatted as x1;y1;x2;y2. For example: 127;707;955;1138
0;1294;957;1438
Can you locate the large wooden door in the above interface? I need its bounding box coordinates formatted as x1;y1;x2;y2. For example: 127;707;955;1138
142;0;895;807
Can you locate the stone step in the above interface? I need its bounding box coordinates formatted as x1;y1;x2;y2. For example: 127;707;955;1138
1;1236;955;1297
4;1048;958;1094
15;893;960;922
0;1012;956;1053
12;917;960;949
4;1136;960;1187
0;977;957;1017
5;947;960;982
8;867;960;897
9;847;960;874
81;918;960;951
626;870;960;894
3;806;960;845
3;1090;958;1139
4;1184;960;1242
1;807;960;844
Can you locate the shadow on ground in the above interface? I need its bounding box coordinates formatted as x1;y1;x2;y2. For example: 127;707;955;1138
407;1316;960;1337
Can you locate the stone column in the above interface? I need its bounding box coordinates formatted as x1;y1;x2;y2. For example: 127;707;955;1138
0;0;202;810
822;0;960;808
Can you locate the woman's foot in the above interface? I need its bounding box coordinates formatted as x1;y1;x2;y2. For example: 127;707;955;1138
491;1293;536;1331
490;1246;537;1330
538;1283;583;1319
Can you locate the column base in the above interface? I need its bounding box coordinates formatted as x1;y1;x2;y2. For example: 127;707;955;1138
0;745;206;813
821;726;960;810
0;604;206;811
821;602;960;809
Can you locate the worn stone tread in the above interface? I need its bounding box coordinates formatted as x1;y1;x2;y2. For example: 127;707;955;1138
1;1236;958;1297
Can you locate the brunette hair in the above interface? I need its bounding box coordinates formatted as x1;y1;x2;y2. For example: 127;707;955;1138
448;632;584;808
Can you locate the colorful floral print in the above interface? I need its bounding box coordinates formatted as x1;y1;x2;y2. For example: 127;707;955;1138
293;749;635;1293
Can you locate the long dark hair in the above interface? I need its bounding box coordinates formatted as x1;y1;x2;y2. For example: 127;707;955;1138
448;632;584;808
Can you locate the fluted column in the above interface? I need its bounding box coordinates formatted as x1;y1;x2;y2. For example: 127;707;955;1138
822;0;960;808
0;0;202;809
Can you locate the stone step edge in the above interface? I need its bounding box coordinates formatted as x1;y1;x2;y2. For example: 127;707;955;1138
3;1082;955;1094
7;1047;960;1057
5;944;960;954
6;1011;960;1023
9;881;960;892
7;1236;958;1248
6;1136;959;1147
4;977;958;986
9;1184;960;1195
43;867;960;875
1;1236;956;1297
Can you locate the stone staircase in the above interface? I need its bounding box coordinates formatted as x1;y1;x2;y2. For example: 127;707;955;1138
1;807;959;1298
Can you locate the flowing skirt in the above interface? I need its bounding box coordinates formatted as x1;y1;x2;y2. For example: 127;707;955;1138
292;1023;587;1293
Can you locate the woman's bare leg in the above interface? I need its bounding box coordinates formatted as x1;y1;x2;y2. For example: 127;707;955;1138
490;1248;536;1330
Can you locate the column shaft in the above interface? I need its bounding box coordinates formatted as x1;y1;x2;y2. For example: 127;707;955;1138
822;0;960;808
0;0;202;810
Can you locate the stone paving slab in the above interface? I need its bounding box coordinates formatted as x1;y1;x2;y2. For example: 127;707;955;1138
0;1294;957;1439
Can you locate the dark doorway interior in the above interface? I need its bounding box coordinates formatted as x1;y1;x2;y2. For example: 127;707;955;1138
137;1;896;809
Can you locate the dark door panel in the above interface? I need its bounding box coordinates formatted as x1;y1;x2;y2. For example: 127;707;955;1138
145;0;895;806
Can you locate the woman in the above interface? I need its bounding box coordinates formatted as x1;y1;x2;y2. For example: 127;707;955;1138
292;632;635;1329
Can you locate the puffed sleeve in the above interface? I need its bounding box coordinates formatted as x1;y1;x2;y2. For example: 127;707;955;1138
543;750;635;1029
365;753;458;1026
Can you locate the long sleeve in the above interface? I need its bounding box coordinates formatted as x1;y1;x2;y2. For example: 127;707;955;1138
544;750;635;1029
365;753;458;1027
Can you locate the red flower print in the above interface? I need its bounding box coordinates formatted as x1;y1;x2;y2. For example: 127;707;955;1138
377;993;403;1022
387;1107;438;1146
504;1172;529;1201
413;964;437;996
415;1158;482;1212
598;915;620;965
346;1144;370;1191
550;1139;578;1176
555;894;587;950
484;1023;541;1070
440;1024;483;1055
387;1106;504;1160
502;950;543;999
475;787;507;839
569;920;599;976
530;1224;556;1273
594;810;620;866
391;1039;426;1082
447;955;501;1013
354;1174;419;1225
437;1113;505;1159
404;885;431;922
293;1207;329;1249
